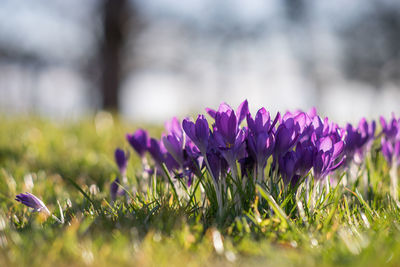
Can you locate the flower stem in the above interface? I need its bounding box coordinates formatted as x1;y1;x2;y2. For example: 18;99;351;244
204;155;223;216
390;158;398;202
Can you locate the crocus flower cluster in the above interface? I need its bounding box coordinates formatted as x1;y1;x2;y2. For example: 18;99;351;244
124;100;380;195
379;115;400;200
15;101;400;219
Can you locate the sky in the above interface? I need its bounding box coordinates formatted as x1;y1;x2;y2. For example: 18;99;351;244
0;0;399;124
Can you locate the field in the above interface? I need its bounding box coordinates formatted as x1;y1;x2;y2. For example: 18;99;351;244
1;111;400;267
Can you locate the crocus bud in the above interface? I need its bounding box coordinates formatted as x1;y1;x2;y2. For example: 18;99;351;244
15;192;50;215
115;148;128;176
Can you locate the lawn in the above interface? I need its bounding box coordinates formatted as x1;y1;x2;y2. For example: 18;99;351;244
1;109;400;267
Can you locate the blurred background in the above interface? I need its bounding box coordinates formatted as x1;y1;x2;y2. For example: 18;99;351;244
1;0;400;123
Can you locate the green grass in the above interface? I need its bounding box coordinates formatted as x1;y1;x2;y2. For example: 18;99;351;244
1;114;400;267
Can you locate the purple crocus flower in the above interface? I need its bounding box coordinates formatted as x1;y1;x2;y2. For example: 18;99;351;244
278;141;314;186
311;116;343;141
282;110;316;143
172;140;203;185
381;137;400;166
206;99;249;125
206;100;250;168
342;124;362;165
15;193;50;215
307;107;318;119
126;129;149;158
165;117;184;141
313;135;345;180
247;131;275;177
344;118;376;165
182;115;210;155
357;118;376;151
214;109;240;148
148;138;164;166
148;138;180;172
110;177;122;202
294;141;314;177
278;151;300;186
273;118;299;157
247;108;271;135
184;139;203;175
236;99;250;126
162;133;185;166
380;115;399;141
208;105;247;166
115;148;128;176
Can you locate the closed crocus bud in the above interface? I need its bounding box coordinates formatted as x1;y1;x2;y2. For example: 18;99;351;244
380;115;399;142
313;135;345;180
110;177;120;202
126;129;149;158
246;108;271;135
115;148;128;176
182;115;209;155
165;117;183;141
358;118;375;144
295;141;314;177
148;138;164;166
279;151;298;185
15;192;50;215
247;131;275;170
162;134;185;166
206;102;233;120
206;100;249;125
381;137;394;165
215;110;239;147
211;107;246;165
274;118;299;157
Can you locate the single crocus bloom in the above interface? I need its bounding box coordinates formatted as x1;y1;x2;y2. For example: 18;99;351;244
358;118;376;146
165;117;184;142
278;151;300;186
247;108;271;135
381;137;400;166
126;129;149;158
110;177;126;202
313;135;345;180
380;115;399;141
206;99;249;126
182;115;210;155
273;118;299;158
162;133;185;166
294;141;314;177
247;131;275;175
15;192;50;215
115;148;128;176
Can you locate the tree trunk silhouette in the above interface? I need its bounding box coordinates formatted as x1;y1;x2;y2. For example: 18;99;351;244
100;0;128;111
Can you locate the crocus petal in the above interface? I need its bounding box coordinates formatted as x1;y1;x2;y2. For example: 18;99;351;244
115;148;128;176
162;135;184;165
318;136;333;152
182;119;196;142
236;99;249;125
205;108;217;119
332;141;344;159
